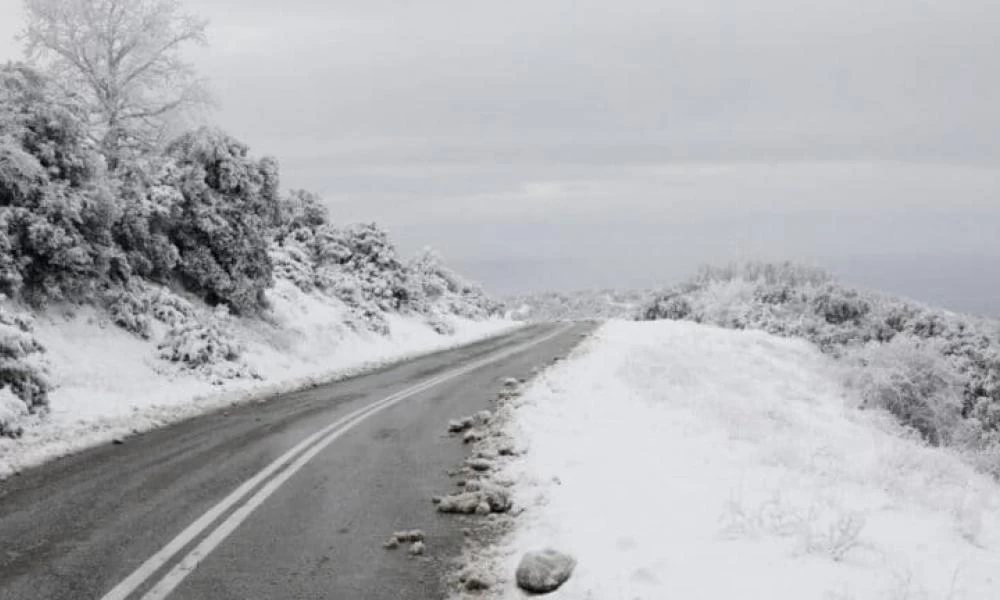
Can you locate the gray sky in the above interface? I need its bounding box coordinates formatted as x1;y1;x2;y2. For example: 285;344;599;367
2;1;999;313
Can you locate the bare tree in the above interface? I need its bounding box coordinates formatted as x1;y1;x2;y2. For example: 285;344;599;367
21;0;209;167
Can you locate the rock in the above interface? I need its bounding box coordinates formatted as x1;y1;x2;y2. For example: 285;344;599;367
384;530;424;549
448;417;475;434
408;541;426;556
436;482;511;515
112;438;125;445
474;410;492;426
463;429;484;444
466;458;492;472
437;492;482;514
460;567;493;591
479;481;513;512
515;549;577;594
393;530;425;543
502;377;520;388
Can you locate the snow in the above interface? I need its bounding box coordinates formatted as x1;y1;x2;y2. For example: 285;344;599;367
0;280;519;478
497;320;1000;599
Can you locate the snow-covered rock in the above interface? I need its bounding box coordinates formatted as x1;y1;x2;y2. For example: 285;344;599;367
515;549;577;594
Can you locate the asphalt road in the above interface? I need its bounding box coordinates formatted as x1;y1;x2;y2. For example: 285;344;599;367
0;322;594;600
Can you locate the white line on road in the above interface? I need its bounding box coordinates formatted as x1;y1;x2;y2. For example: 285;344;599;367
101;324;573;600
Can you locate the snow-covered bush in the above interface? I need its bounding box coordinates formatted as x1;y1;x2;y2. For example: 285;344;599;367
111;158;182;282
639;261;1000;457
0;303;50;434
640;293;692;321
158;319;239;367
848;337;965;446
102;283;199;339
157;306;255;382
276;189;327;236
0;64;121;305
314;222;410;312
408;247;500;320
161;127;279;315
105;287;154;339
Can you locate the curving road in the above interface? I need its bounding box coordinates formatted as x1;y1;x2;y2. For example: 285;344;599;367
0;322;594;600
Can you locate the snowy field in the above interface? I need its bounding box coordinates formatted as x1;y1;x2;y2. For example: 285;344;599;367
498;320;1000;599
0;281;518;478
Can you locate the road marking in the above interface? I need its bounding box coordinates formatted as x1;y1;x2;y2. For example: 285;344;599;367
101;324;573;600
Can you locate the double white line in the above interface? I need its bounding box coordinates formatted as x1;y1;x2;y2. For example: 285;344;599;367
101;324;572;600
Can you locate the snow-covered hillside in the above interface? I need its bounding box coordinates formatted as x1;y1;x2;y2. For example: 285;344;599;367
0;280;516;478
488;320;1000;599
1;62;515;476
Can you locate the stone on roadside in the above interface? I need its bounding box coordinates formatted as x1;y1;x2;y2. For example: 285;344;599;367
393;530;425;543
408;541;426;556
463;429;484;444
515;549;577;594
448;417;475;434
385;529;425;549
436;482;511;515
466;457;492;472
437;492;482;514
460;567;493;591
474;410;492;426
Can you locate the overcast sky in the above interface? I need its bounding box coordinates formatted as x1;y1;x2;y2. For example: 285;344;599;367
2;1;999;313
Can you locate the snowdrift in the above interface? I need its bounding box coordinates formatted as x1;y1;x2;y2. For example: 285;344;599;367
494;320;1000;599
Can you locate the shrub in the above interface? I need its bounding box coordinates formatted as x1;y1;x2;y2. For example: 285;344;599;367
0;64;119;305
0;303;50;434
157;306;256;382
641;293;692;321
848;337;965;446
161;127;279;315
408;247;500;320
639;261;1000;455
105;287;154;339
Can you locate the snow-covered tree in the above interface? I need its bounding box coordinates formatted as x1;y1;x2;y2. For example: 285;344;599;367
0;64;121;304
21;0;209;167
161;127;279;314
276;189;328;237
314;222;411;312
408;247;499;319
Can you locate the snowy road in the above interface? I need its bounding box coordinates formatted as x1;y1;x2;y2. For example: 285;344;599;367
0;322;593;600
